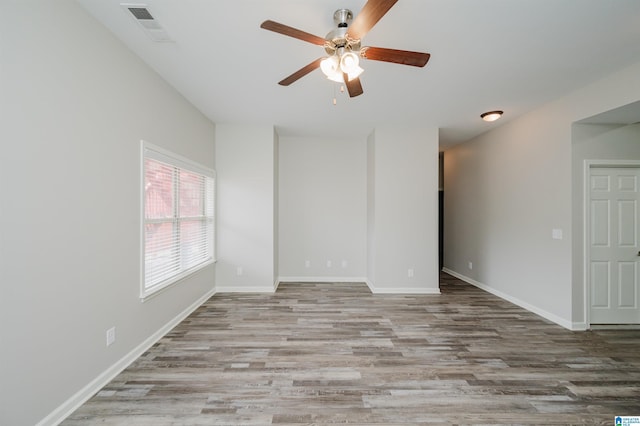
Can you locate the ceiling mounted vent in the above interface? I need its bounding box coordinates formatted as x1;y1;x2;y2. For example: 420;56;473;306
128;7;153;20
121;3;173;42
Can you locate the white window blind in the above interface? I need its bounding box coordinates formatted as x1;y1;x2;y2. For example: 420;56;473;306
141;142;215;299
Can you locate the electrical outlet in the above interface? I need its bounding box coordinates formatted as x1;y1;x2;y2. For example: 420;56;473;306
408;268;414;278
468;262;473;270
305;260;311;268
341;260;348;269
326;260;332;268
106;327;116;346
236;266;243;276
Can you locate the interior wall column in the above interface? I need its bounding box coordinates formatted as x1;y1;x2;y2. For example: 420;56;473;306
367;125;440;293
215;124;278;292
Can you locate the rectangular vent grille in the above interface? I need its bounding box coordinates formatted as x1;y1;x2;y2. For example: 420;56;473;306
121;3;173;42
128;7;154;20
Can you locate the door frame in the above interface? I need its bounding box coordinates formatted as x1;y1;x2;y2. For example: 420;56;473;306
583;160;640;327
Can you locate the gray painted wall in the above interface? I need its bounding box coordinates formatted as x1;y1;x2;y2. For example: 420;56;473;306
215;124;277;291
571;122;640;324
3;1;640;424
444;61;640;329
0;1;215;424
368;126;440;293
278;136;368;281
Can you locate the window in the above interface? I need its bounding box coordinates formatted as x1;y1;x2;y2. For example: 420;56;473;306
141;141;215;299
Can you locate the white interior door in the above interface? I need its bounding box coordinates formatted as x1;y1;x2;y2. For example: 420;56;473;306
589;166;640;324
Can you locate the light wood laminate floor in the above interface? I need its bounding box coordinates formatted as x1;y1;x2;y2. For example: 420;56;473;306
63;274;640;425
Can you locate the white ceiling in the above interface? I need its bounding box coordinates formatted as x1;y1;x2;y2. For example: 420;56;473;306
75;0;640;148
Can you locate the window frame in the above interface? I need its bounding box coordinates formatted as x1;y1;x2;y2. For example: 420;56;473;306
140;140;215;300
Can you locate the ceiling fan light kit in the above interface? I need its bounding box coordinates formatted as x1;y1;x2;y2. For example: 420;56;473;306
320;56;342;83
320;49;364;83
260;0;430;98
481;110;504;122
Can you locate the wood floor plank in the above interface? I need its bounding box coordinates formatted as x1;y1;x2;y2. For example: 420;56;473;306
62;274;640;425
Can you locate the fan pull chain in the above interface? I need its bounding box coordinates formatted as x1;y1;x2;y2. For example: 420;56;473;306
331;84;345;105
331;83;346;105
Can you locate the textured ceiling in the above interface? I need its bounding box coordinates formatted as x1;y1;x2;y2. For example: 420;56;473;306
75;0;640;148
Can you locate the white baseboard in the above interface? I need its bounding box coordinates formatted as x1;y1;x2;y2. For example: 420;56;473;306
277;277;440;295
442;268;575;330
38;287;216;426
215;285;278;293
365;279;374;292
366;279;441;294
371;286;441;294
571;322;588;331
277;276;368;284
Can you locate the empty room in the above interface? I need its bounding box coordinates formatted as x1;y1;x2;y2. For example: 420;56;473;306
2;0;640;425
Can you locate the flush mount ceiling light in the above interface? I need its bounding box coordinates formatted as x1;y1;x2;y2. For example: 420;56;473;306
481;110;504;122
260;0;431;98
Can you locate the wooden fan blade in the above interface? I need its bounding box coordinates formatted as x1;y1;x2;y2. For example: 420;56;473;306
343;74;364;98
278;58;324;86
260;20;326;46
361;46;430;67
347;0;398;41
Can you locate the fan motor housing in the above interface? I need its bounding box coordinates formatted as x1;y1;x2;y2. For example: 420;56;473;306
325;9;360;55
333;8;353;27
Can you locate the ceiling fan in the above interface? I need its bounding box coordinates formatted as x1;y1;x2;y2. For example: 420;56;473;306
260;0;430;98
